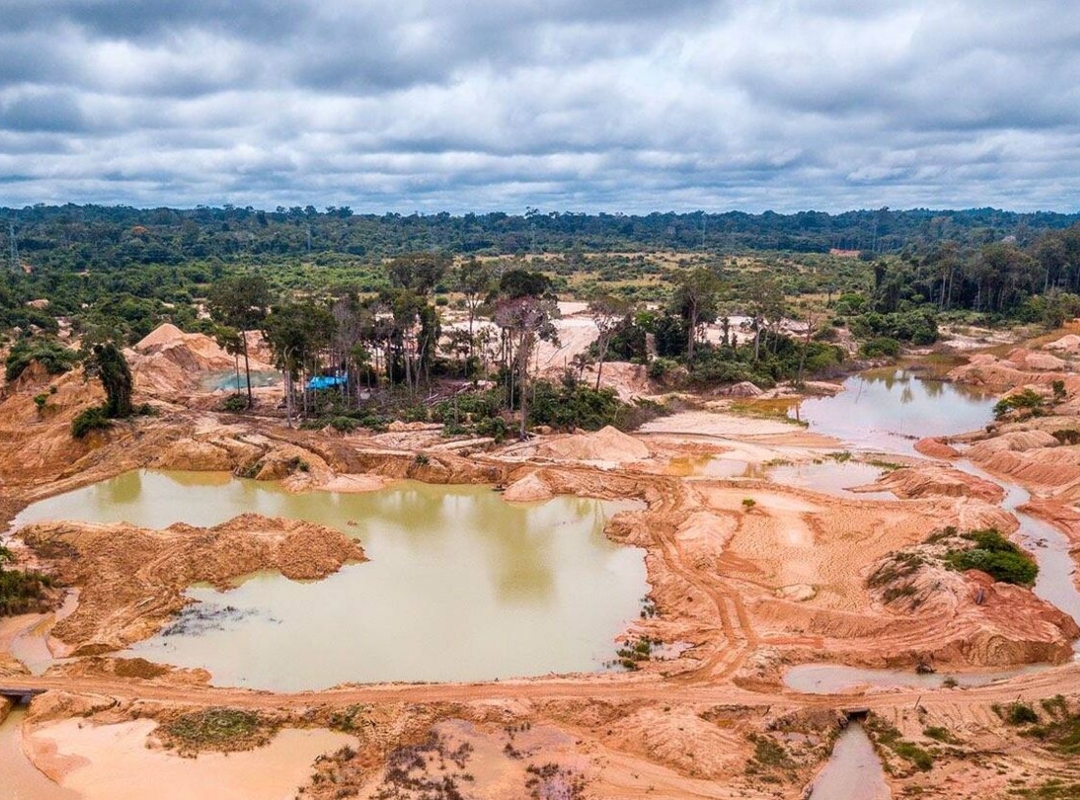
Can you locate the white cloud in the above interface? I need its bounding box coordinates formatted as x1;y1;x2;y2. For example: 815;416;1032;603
1;1;1078;212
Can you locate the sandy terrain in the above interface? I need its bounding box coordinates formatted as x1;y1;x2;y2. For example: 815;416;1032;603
2;320;1080;798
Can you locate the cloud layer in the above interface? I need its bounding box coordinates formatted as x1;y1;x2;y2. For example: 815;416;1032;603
2;1;1079;212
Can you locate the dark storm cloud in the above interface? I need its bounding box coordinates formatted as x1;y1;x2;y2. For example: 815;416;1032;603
1;1;1078;211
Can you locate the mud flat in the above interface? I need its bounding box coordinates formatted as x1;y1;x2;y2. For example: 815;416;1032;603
27;718;354;800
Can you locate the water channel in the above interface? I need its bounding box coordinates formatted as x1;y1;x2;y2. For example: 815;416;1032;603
13;473;647;690
790;368;1080;797
806;723;890;800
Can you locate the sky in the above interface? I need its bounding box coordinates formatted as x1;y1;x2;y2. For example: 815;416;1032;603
1;0;1079;214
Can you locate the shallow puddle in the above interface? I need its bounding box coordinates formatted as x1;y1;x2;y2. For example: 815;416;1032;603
767;461;890;499
16;472;648;690
784;663;1044;694
808;724;890;800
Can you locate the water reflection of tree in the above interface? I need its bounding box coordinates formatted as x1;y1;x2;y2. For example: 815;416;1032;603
900;385;915;405
922;380;945;399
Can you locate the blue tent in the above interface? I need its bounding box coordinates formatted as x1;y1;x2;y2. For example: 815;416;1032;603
307;374;348;391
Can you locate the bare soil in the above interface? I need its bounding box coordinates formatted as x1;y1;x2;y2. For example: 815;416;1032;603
2;321;1080;799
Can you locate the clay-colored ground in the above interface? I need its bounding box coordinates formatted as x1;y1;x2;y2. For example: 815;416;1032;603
2;321;1080;799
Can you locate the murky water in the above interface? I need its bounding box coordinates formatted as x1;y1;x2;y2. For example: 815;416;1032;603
788;366;1080;647
14;472;647;690
200;369;280;392
784;663;1045;694
768;461;891;499
0;707;78;800
793;369;996;455
808;724;890;800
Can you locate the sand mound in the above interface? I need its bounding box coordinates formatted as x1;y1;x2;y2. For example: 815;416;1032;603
134;323;187;349
129;323;276;395
502;472;555;502
856;465;1004;503
1045;333;1080;354
535;426;650;462
966;430;1060;462
1005;348;1070;372
914;437;960;459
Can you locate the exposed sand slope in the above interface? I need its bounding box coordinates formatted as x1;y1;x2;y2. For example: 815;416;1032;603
18;514;366;653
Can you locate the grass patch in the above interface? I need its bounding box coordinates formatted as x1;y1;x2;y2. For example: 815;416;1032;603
159;708;276;754
866;717;934;772
922;726;959;744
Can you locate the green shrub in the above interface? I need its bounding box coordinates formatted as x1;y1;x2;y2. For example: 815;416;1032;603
5;337;80;382
861;336;901;358
994;388;1044;419
221;393;248;412
1006;703;1039;725
944;528;1038;586
330;416;358;432
71;405;112;439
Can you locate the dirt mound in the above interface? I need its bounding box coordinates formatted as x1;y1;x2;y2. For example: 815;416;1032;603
502;472;555;502
914;437;961;459
1005;348;1070;372
966;430;1060;462
856;465;1004;503
1045;333;1080;354
714;381;763;398
18;514;366;652
129;323;275;396
535;426;650;462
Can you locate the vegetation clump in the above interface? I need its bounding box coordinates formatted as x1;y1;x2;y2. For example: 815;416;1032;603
944;529;1038;587
0;544;55;616
994;388;1045;419
159;708;275;754
866;717;934;773
5;336;79;382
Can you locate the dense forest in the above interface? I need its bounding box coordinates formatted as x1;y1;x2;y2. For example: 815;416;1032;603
5;205;1080;267
3;203;1080;437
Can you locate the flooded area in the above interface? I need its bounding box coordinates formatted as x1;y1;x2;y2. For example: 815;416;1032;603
808;724;890;800
793;369;1080;636
793;368;996;455
15;473;648;690
767;461;891;500
784;663;1045;694
0;707;78;800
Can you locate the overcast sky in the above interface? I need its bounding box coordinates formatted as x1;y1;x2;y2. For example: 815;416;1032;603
2;1;1078;214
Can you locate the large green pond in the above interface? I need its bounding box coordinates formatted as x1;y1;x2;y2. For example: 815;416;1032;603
14;472;647;691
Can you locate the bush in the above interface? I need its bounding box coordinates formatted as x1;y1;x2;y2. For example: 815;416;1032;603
71;405;112;439
994;388;1044;419
527;379;624;431
5;337;80;382
221;393;248;412
945;529;1038;586
860;336;901;358
330;416;358;432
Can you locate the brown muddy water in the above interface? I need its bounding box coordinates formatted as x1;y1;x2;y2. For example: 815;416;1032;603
14;473;648;690
0;707;78;800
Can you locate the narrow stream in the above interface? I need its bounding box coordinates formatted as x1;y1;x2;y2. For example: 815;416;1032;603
791;367;1080;795
807;724;890;800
